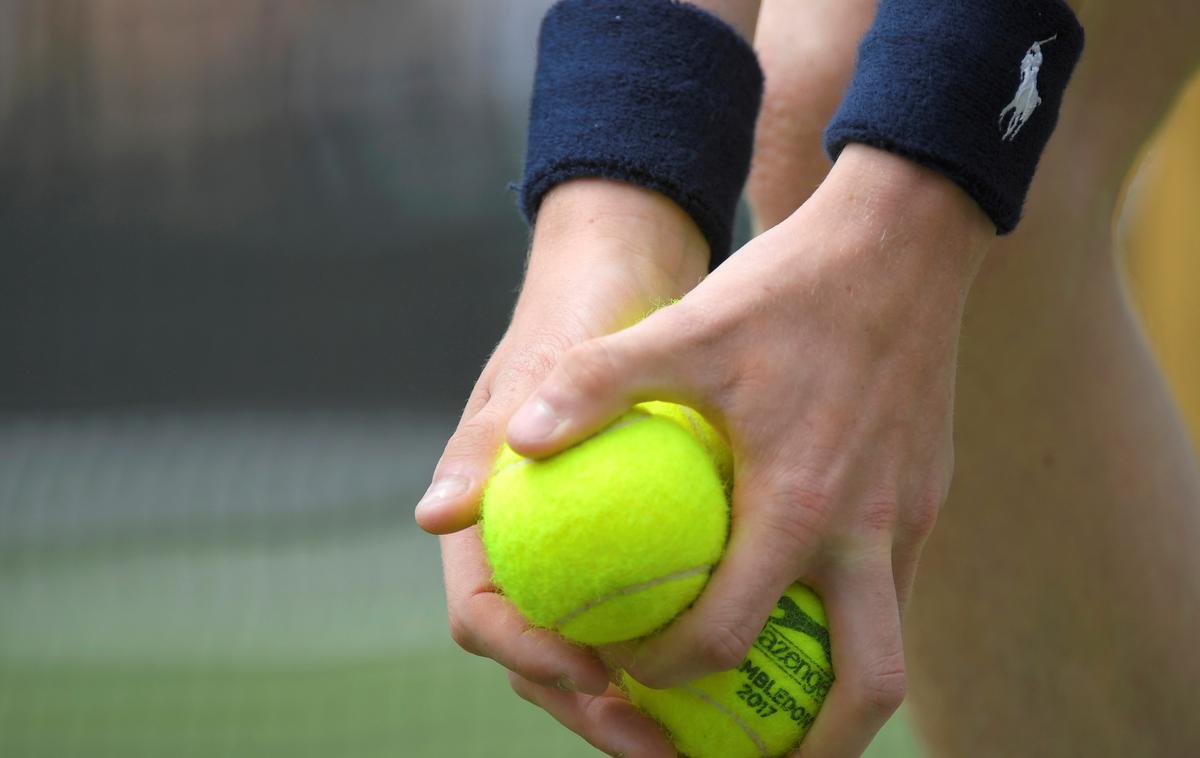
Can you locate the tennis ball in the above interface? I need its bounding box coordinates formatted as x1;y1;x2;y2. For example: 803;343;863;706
622;584;833;758
480;401;730;645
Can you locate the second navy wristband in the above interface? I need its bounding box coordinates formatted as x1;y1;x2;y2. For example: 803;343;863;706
824;0;1085;234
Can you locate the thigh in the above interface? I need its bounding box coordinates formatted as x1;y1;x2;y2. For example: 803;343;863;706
905;4;1200;750
908;249;1200;756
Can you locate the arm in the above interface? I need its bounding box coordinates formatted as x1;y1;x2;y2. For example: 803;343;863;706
423;1;1079;757
421;179;708;758
508;141;991;758
500;3;1079;758
418;4;762;756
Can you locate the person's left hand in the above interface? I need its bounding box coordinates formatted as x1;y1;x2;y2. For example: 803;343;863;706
503;144;994;757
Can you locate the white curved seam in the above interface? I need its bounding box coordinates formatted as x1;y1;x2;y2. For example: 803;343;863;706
681;684;769;757
552;564;712;629
676;405;720;462
676;405;708;443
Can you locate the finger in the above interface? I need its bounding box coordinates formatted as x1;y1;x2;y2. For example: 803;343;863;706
505;306;708;458
417;334;586;532
459;367;498;424
890;534;926;614
508;673;676;758
441;528;610;695
615;470;816;687
891;475;947;612
793;555;906;758
415;403;507;534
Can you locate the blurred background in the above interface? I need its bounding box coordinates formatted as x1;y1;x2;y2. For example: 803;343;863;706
0;2;1196;756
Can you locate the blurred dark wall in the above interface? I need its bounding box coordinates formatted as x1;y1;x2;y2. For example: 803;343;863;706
0;0;551;411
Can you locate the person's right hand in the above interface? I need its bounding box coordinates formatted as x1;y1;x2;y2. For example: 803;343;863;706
415;178;708;758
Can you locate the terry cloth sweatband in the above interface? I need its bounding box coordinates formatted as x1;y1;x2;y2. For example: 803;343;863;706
519;0;763;267
823;0;1084;234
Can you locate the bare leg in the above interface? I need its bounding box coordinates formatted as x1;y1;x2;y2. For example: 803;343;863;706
906;2;1200;752
910;241;1200;756
748;1;1200;754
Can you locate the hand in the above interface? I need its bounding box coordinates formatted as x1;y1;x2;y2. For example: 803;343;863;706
416;178;707;757
505;144;994;757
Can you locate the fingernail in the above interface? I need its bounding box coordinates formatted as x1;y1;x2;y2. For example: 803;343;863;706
509;397;564;442
610;741;636;758
415;475;470;519
555;674;578;692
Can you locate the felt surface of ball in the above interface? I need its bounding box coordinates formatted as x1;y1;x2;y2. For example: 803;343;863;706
480;401;731;645
622;584;833;758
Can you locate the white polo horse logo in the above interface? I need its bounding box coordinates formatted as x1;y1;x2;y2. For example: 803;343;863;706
999;35;1057;141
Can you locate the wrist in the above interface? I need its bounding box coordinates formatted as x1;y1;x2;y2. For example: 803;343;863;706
814;144;994;287
520;0;763;266
530;178;711;292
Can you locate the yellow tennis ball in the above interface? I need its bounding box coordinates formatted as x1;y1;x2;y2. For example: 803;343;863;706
622;584;833;758
480;401;730;645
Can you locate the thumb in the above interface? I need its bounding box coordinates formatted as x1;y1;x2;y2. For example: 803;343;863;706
505;309;694;458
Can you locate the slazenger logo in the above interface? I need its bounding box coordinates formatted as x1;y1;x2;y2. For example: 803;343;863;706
769;594;833;663
751;595;834;699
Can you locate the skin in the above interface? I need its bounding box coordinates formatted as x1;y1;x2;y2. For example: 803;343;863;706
418;0;1200;755
421;179;710;758
500;144;991;758
904;1;1200;754
422;0;981;748
747;0;1200;755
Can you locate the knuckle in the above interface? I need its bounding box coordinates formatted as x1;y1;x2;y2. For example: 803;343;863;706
853;653;908;717
899;476;948;539
904;487;943;538
447;609;480;655
516;626;568;681
485;328;581;404
461;378;494;419
582;690;622;723
858;496;901;535
558;339;619;398
695;621;755;672
506;670;537;703
502;339;566;386
444;411;502;463
762;476;836;550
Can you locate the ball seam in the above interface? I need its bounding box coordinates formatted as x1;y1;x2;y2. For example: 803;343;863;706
552;564;713;630
679;683;770;758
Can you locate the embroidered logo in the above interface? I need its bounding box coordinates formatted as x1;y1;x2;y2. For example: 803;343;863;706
998;35;1057;142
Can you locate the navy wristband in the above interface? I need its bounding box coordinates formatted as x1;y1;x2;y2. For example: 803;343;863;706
519;0;763;266
824;0;1084;234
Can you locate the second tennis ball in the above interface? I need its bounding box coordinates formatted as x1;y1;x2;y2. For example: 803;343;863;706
622;583;833;758
480;401;731;645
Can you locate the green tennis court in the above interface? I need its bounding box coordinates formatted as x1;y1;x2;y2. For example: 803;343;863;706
0;414;923;757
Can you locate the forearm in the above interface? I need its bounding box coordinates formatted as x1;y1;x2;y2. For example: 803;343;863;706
520;0;764;269
747;0;876;230
522;179;709;316
818;144;992;289
754;0;1084;243
686;0;760;39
